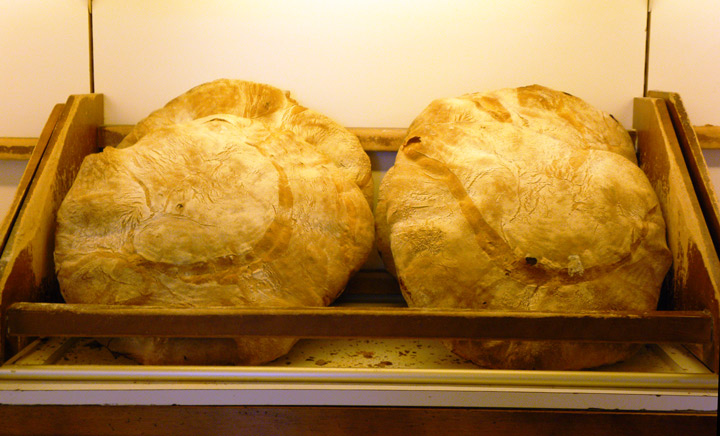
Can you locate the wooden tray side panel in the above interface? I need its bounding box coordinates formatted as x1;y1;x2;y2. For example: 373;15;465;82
0;94;103;363
633;97;720;372
648;91;720;260
0;104;65;256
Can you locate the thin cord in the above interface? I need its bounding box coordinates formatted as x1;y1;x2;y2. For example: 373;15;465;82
88;0;95;93
643;0;651;97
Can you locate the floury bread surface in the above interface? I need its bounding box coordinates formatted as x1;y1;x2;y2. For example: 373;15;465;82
376;85;672;370
55;81;374;365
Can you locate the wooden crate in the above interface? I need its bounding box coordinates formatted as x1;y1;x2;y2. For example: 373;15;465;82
0;93;717;434
1;93;717;365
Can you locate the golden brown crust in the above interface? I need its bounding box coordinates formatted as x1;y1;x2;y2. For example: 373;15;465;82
118;79;373;204
405;84;636;163
56;114;374;365
376;85;672;370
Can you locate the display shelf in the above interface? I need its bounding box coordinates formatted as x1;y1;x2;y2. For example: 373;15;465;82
0;93;717;434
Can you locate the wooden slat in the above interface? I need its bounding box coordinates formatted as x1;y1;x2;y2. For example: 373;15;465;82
0;138;37;147
694;125;720;149
98;125;407;151
5;302;713;344
0;138;36;160
0;405;715;436
349;127;405;151
650;94;720;371
634;97;720;371
0;105;64;256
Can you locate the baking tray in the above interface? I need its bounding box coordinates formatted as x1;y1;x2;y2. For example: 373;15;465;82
0;94;717;432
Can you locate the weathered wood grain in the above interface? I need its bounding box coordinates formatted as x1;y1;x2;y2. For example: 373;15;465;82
0;105;64;256
634;97;720;372
648;91;720;260
0;95;103;362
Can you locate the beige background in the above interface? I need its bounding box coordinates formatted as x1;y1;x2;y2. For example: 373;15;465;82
0;0;89;223
1;0;719;223
0;0;89;136
91;0;646;128
647;0;720;126
647;0;720;195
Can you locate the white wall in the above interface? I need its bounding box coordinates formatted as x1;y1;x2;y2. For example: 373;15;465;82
4;1;720;223
4;1;717;135
0;0;89;136
0;0;89;225
93;0;646;129
647;0;720;198
648;0;720;126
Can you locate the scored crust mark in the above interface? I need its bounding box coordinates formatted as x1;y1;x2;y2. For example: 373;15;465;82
516;85;589;136
401;135;651;287
473;96;512;123
117;81;290;149
244;152;294;263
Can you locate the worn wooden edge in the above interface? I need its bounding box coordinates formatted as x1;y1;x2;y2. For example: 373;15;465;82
0;138;36;160
0;94;104;363
634;96;720;372
0;405;716;436
648;91;720;262
0;105;65;257
694;125;720;149
99;124;407;151
5;302;713;344
649;94;720;371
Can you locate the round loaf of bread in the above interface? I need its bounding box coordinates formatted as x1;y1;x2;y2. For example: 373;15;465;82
55;112;374;365
376;85;672;370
